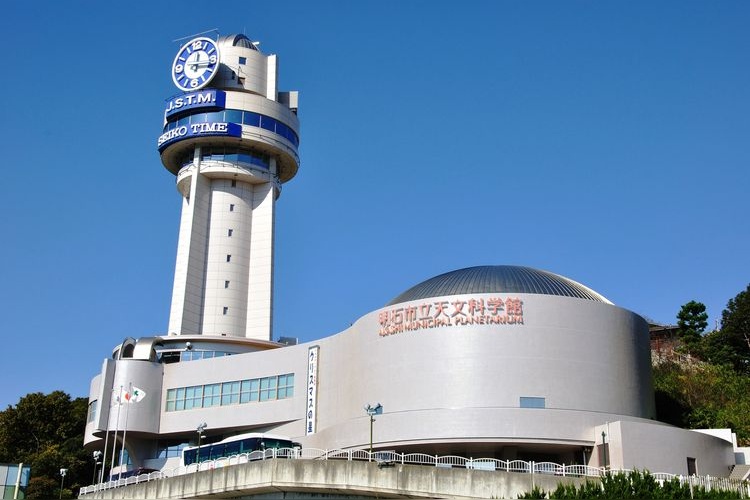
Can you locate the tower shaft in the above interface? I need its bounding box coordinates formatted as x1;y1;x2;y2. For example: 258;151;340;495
158;34;300;341
167;151;277;339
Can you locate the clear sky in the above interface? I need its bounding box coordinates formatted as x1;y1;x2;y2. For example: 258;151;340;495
0;1;748;409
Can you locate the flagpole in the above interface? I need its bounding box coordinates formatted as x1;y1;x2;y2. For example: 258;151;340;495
109;385;123;481
119;383;132;474
98;390;114;484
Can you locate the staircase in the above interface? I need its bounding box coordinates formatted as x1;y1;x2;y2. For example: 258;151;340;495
729;464;750;480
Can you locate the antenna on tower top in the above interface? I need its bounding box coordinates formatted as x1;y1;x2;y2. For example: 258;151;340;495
172;28;220;43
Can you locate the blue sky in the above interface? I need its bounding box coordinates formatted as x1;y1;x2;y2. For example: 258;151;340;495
0;1;748;409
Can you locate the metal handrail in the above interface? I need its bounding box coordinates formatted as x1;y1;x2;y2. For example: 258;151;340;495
79;447;750;496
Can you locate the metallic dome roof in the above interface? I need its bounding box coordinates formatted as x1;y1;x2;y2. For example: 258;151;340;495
218;34;260;51
387;265;612;306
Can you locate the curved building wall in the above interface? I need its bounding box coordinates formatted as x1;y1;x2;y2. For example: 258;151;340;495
306;293;654;452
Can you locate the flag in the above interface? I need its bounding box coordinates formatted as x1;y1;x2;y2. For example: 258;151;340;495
124;386;147;403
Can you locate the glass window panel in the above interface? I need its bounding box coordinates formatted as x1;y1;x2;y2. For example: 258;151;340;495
190;113;208;124
225;109;242;123
225;441;241;456
177;116;189;127
175;400;185;411
248;378;260;402
519;396;546;409
260;115;275;131
205;111;224;122
203;384;220;407
166;401;175;412
276;122;289;139
243;111;260;126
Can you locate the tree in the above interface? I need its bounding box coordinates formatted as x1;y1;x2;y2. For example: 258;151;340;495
652;360;750;446
0;391;90;499
676;300;707;351
719;283;750;374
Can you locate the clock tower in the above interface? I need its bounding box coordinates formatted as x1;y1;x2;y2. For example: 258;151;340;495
158;33;300;341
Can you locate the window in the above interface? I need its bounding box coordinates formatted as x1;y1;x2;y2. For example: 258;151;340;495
229;204;235;212
157;441;189;459
203;384;221;407
239;57;247;65
242;111;260;127
223;306;229;315
224;280;230;289
228;229;233;237
259;376;277;401
184;386;202;410
225;110;242;123
231;179;236;187
166;389;176;412
221;381;240;405
520;397;545;409
163;109;299;148
277;374;295;399
87;400;98;423
165;373;294;412
175;387;186;411
260;115;275;132
241;379;260;403
226;255;231;262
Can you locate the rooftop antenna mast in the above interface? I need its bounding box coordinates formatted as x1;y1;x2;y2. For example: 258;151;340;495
173;28;220;43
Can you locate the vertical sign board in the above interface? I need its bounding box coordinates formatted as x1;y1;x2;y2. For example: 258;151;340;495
306;346;319;435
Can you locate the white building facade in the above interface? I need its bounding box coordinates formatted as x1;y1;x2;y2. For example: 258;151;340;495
83;33;739;481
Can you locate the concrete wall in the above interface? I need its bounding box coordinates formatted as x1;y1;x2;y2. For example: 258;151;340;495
605;420;735;477
80;459;588;500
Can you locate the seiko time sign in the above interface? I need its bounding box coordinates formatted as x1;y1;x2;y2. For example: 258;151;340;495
157;122;242;152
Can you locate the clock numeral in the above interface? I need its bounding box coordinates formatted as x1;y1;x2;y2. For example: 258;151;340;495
192;40;205;51
174;64;184;74
190;79;200;88
209;55;217;64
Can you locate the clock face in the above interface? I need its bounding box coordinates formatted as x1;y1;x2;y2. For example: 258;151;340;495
172;37;221;91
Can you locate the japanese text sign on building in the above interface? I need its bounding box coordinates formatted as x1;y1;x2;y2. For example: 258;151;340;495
306;346;319;435
378;296;524;337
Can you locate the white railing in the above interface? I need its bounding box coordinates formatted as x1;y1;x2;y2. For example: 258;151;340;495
79;447;750;496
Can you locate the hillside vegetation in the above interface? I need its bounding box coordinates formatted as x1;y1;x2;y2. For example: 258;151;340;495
652;284;750;446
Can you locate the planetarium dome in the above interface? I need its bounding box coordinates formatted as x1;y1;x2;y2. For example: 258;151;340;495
387;265;612;306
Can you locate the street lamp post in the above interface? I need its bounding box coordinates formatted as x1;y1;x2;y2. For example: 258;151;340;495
196;423;207;468
364;403;383;460
59;468;67;500
601;431;608;470
92;451;102;485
